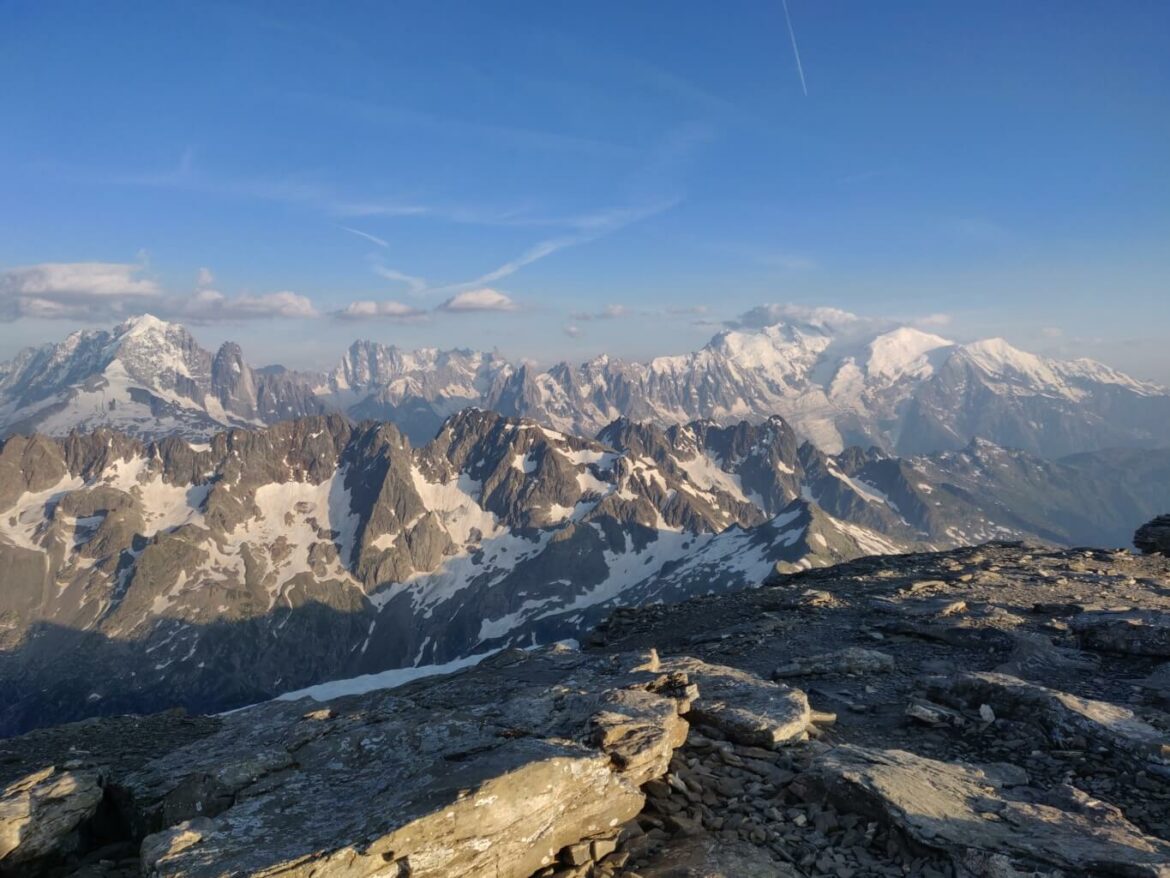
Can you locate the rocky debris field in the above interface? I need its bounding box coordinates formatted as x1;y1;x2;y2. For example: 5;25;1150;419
591;541;1170;876
4;541;1170;877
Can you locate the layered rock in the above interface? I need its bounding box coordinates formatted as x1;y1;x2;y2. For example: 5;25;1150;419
0;766;104;865
0;647;824;877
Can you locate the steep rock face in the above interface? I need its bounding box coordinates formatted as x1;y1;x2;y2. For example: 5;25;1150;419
325;340;514;445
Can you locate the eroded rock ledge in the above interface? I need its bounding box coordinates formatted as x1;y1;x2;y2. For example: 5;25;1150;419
1;646;817;877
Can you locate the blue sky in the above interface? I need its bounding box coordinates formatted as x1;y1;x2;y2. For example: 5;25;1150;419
1;1;1167;380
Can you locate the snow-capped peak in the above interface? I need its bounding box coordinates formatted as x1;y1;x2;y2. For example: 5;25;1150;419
864;327;954;383
115;313;178;338
957;338;1065;388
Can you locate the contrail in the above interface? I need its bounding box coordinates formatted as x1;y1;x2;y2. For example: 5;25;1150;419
781;0;808;97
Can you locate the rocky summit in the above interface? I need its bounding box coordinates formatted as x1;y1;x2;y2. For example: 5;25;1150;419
2;412;1169;736
4;541;1170;877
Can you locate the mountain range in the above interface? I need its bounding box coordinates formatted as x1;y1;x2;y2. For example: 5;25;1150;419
2;407;1167;734
1;310;1166;458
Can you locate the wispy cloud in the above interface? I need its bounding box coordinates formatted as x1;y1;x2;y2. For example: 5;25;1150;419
426;198;681;296
286;92;638;160
781;0;809;97
571;304;631;321
437;288;518;313
569;303;710;324
373;265;428;296
340;225;389;248
563;324;583;338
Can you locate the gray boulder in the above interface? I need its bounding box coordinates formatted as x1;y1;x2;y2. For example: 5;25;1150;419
0;765;104;865
1136;515;1170;556
662;657;811;747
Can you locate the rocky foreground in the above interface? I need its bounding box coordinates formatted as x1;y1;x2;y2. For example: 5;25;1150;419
5;541;1170;877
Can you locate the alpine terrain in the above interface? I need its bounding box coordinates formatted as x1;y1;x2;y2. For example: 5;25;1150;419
2;311;1166;457
2;408;1168;736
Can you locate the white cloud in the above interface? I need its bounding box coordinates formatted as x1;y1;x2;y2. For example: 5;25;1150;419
0;262;161;321
437;288;518;313
178;289;318;321
0;262;321;324
334;300;427;321
563;324;583;338
730;304;865;332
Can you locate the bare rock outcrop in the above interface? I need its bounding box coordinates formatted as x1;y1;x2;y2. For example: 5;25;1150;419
121;646;697;877
927;671;1170;763
794;744;1170;876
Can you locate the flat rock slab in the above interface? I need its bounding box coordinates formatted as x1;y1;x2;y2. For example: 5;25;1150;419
869;596;968;618
0;765;104;865
773;647;895;679
120;646;716;878
927;671;1169;762
660;657;811;748
1072;610;1170;657
794;744;1170;876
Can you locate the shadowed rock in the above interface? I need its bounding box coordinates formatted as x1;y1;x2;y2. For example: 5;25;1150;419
772;647;895;679
794;744;1170;876
927;671;1170;763
1136;515;1170;556
1071;610;1170;657
637;834;800;877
